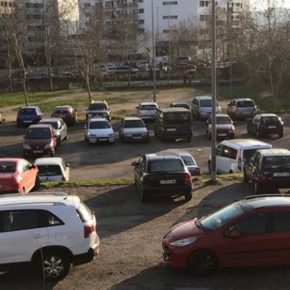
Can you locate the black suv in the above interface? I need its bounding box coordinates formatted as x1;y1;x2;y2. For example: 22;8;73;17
154;107;192;141
86;100;111;121
132;153;193;202
247;113;284;138
244;148;290;194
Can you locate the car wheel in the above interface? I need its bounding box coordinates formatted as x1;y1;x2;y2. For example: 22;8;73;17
33;176;40;191
188;250;217;276
40;250;70;282
140;189;149;202
254;181;262;194
184;192;192;201
243;170;249;183
278;132;283;138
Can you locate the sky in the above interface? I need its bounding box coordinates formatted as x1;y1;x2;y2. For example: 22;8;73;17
251;0;290;10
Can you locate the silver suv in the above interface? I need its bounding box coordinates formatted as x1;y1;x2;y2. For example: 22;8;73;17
227;98;257;119
0;193;99;281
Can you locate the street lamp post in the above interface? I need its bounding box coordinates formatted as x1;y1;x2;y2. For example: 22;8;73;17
151;0;156;102
211;0;217;182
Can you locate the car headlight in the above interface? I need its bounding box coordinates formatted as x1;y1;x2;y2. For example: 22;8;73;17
169;237;197;247
23;144;31;149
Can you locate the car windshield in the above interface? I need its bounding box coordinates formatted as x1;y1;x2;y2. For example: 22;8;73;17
164;112;191;123
19;108;36;114
124;120;145;128
26;128;51;139
199;99;212;107
148;159;184;173
37;165;62;176
261;117;278;124
0;162;16;173
237;101;255;107
262;156;290;170
89;121;110;129
180;155;196;166
140;105;157;110
216;117;232;124
88;103;107;110
42;121;59;129
199;203;244;231
54;109;70;114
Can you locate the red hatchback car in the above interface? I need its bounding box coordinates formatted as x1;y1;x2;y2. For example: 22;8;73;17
162;195;290;275
51;105;77;126
0;158;39;194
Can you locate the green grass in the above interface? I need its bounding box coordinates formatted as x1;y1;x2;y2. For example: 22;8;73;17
0;90;73;108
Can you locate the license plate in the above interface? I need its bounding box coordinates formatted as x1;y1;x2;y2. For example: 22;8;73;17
23;120;31;123
33;150;42;153
273;172;290;177
98;138;107;141
167;128;176;132
133;136;141;139
268;126;276;129
160;179;176;184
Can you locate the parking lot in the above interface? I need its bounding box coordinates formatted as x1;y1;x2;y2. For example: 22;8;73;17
1;92;290;290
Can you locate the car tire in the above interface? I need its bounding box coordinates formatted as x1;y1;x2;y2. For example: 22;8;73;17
140;189;149;202
188;250;217;276
39;250;71;282
254;181;262;194
33;176;40;191
184;192;192;201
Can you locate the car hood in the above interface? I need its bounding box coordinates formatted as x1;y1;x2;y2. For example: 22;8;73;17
87;128;113;136
122;128;147;134
167;218;204;242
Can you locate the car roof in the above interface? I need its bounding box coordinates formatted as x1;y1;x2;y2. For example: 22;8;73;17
170;101;189;105
233;98;254;102
219;138;271;149
19;105;39;109
195;96;211;100
27;124;53;129
54;105;73;110
139;102;158;106
242;196;290;210
257;148;290;156
146;153;182;161
40;118;62;122
0;193;80;208
123;117;143;121
257;113;279;118
35;157;64;166
158;107;190;112
89;117;109;122
90;100;107;104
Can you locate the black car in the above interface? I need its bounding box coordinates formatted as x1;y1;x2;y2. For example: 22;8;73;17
244;148;290;194
132;153;193;202
247;113;283;138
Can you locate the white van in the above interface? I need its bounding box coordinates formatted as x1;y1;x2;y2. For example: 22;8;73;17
208;139;272;174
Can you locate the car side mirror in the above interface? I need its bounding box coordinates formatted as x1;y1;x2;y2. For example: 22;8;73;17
131;161;139;166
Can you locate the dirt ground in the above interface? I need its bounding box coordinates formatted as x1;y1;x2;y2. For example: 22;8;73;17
2;182;290;290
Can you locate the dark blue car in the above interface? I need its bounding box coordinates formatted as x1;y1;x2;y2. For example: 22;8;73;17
17;106;44;127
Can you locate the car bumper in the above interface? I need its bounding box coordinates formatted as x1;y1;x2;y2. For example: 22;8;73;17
143;185;192;195
23;148;53;155
160;132;192;140
123;135;149;142
88;137;115;144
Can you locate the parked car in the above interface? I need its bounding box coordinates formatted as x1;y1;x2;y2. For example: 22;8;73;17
191;96;222;120
244;148;290;194
40;118;67;145
227;98;257;119
23;124;58;157
119;117;149;143
86;100;111;121
16;106;44;127
169;102;191;110
0;158;39;194
162;195;290;275
208;139;272;174
84;118;115;144
34;157;70;182
0;193;100;281
247;113;284;138
132;153;193;202
154;107;192;141
206;113;235;140
176;152;200;176
51;105;77;126
136;102;159;121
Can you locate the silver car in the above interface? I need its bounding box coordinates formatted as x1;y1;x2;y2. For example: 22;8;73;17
119;117;149;143
136;102;159;121
227;98;257;119
191;96;222;120
40;118;67;145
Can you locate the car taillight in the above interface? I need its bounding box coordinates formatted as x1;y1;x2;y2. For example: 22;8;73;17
84;225;95;238
183;173;192;184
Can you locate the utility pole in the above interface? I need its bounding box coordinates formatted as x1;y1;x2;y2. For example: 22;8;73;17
151;0;156;102
211;0;217;183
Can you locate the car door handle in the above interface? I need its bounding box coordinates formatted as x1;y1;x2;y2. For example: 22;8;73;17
33;234;46;239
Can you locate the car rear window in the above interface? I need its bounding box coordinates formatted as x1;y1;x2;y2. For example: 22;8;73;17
89;121;110;129
199;99;212;107
124;120;145;128
180;156;196;166
26;128;51;139
236;101;255;107
140;105;157;110
0;162;16;173
19;108;36;114
37;165;62;176
262;156;290;170
216;116;232;124
261;117;278;124
88;103;107;110
77;201;93;223
148;159;184;173
54;109;70;114
164;112;191;123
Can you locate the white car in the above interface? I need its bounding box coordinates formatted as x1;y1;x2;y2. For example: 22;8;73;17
136;102;159;121
34;157;70;182
40;118;67;145
191;96;222;119
0;193;99;281
84;118;115;144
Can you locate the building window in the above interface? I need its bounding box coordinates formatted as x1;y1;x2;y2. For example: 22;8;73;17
139;8;144;13
163;15;178;19
200;1;209;7
163;1;178;5
199;15;209;21
139;19;144;24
